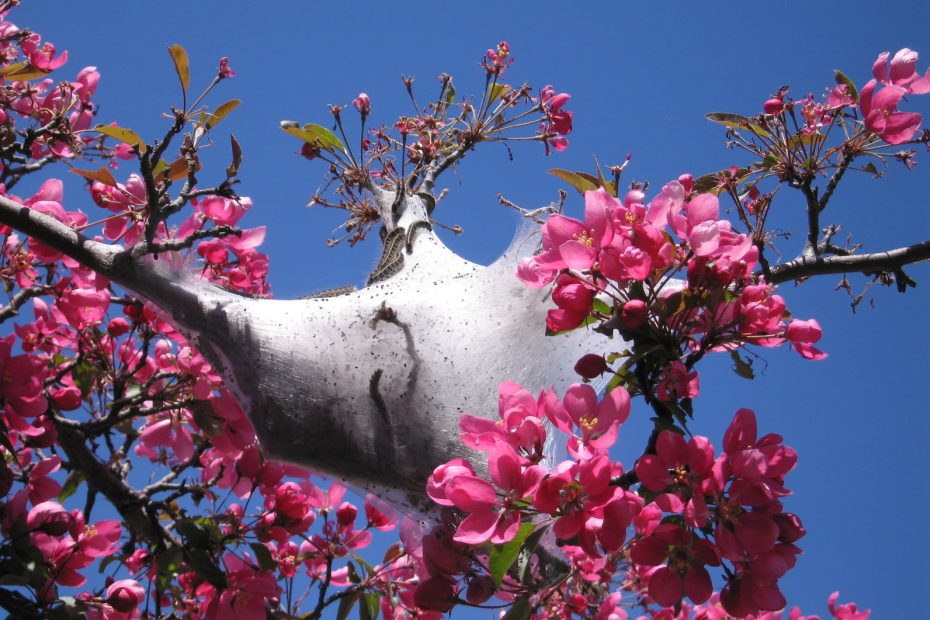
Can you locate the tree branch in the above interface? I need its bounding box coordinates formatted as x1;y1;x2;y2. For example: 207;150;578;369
0;193;122;279
768;240;930;284
0;284;53;323
55;423;169;546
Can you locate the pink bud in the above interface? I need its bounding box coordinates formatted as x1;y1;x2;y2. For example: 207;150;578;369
574;353;608;379
300;142;321;160
678;173;694;194
773;512;806;544
414;576;456;612
786;318;822;344
763;98;785;115
466;575;495;604
336;501;357;527
106;579;145;613
51;385;81;410
217;57;235;79
353;92;371;116
27;501;72;535
620;299;648;329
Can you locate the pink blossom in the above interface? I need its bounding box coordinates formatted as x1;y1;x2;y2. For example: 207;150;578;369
543;383;630;458
655;361;700;401
636;430;715;496
828;591;871;619
364;493;398;531
445;441;545;545
860;79;922;145
458;381;546;459
56;286;110;329
630;523;720;607
785;318;827;360
0;334;48;419
872;48;930;94
205;553;280;620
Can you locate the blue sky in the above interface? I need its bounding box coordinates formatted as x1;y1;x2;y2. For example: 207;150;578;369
11;1;930;617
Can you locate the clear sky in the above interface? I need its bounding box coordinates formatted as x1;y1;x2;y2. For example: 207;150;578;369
11;1;930;617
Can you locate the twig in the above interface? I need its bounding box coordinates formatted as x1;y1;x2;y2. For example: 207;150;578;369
768;240;930;284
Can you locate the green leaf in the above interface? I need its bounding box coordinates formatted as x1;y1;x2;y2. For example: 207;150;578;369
280;120;347;154
346;560;361;584
155;544;184;591
833;69;859;105
489;82;511;103
249;542;276;572
861;161;883;178
692;167;751;195
336;592;360;620
759;154;779;169
186;548;227;588
89;125;147;155
165;156;194;182
730;350;755;379
69;166;118;187
175;517;222;549
359;593;380;620
228;133;242;177
513;524;549;581
592;298;611;315
503;597;531;620
124;382;142;400
58;471;84;502
71;360;97;396
705;112;770;137
489;522;536;587
168;44;190;93
0;61;50;81
152;159;168;178
0;419;15;454
548;168;598;195
787;132;826;149
205;99;241;129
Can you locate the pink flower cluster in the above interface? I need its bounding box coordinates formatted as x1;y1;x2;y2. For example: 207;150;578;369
518;181;825;388
0;12;111;161
763;48;928;146
862;48;929;145
422;385;807;617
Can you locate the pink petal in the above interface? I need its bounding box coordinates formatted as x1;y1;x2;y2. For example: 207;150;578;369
559;240;596;270
453;510;500;545
871;51;890;83
445;476;498;512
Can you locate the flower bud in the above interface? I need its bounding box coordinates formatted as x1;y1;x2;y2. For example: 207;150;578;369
27;501;72;536
466;575;495;604
574;353;608;379
105;579;145;613
763;98;784;114
678;173;694;194
51;385;81;410
414;576;456;612
353;92;371;116
620;299;648;329
107;317;130;337
217;57;235;79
